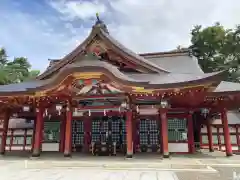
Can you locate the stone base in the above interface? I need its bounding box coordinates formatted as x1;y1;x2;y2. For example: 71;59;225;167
32;153;40;157
209;149;214;152
0;151;5;155
226;153;233;157
126;154;133;158
32;149;40;157
163;153;169;158
64;153;71;158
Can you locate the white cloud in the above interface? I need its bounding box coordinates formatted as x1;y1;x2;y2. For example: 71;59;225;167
0;11;89;72
49;0;106;20
50;0;240;53
2;0;240;72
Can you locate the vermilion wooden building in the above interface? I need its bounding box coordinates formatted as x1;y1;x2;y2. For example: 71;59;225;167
0;16;239;158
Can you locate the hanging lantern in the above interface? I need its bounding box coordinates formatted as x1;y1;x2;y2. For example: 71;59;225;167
23;105;30;112
44;109;48;117
136;106;139;113
160;99;168;108
104;109;106;116
201;108;209;118
88;109;91;116
120;100;129;110
56;104;62;115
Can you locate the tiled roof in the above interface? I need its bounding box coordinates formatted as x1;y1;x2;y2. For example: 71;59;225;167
0;57;224;94
214;81;240;92
143;54;204;74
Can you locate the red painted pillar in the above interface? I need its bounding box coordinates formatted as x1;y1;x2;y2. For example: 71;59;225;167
84;114;91;153
31;119;37;152
126;110;133;158
160;108;169;158
0;110;10;155
206;118;214;152
32;107;44;157
132;111;137;153
64;104;73;157
187;111;195;153
236;126;240;151
59;114;66;152
221;109;232;156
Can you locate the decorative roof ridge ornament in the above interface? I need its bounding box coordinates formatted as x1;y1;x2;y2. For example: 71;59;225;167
93;12;109;34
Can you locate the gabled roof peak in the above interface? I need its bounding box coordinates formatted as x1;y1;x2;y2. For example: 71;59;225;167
92;13;109;34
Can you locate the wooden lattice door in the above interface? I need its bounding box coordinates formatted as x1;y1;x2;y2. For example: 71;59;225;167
139;118;160;152
72;120;84;152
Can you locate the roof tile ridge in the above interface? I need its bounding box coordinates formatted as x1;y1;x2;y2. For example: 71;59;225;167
99;29;170;73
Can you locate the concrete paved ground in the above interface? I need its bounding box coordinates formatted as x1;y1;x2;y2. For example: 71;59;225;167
0;150;240;180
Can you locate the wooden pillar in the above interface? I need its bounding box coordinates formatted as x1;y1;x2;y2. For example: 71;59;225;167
132;111;137;153
84;114;91;153
32;107;44;157
206;118;214;152
31;119;37;152
236;126;240;151
221;109;233;156
59;114;66;152
160;108;169;158
126;110;133;158
187;111;195;153
64;103;72;157
0;110;10;155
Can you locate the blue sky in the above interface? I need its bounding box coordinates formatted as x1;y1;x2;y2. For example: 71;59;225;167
0;0;240;72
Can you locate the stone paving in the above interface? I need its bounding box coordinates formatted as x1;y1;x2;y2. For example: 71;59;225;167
0;167;180;180
1;150;240;180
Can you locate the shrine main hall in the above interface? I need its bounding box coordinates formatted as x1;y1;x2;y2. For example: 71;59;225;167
0;16;240;158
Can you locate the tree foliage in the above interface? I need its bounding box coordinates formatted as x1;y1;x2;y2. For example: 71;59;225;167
190;22;240;82
0;48;40;85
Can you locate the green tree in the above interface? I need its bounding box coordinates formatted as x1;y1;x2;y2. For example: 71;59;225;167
190;23;240;82
0;48;40;85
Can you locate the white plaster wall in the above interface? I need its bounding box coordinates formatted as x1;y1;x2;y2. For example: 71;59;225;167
42;143;59;151
221;146;238;151
168;143;188;152
139;108;158;115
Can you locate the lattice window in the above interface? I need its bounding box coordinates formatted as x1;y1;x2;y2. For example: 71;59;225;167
139;119;148;132
112;121;120;132
168;118;187;141
231;135;237;144
102;121;108;132
43;121;60;143
140;133;148;144
12;136;24;145
92;133;100;142
168;130;186;141
139;119;159;145
201;135;208;144
112;133;119;143
149;120;158;132
26;136;32;145
149;132;158;144
75;121;84;132
74;134;84;144
92;121;101;133
72;120;84;145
